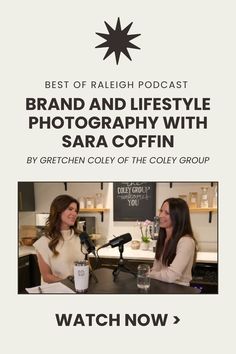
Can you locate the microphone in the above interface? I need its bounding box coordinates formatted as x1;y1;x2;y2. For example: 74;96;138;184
98;233;132;249
79;231;96;256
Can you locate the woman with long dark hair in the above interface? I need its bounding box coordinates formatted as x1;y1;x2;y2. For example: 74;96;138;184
34;194;84;283
150;198;197;286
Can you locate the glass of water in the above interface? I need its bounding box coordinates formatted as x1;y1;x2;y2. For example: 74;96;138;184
137;264;151;290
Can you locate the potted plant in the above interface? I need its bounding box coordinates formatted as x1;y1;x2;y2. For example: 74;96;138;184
137;219;152;250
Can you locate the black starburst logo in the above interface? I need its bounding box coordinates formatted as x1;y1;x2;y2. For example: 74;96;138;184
95;18;141;65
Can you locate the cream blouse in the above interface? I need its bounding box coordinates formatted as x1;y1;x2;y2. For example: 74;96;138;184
33;229;84;279
150;236;195;286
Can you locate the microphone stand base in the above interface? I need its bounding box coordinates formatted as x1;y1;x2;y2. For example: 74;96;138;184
112;265;137;282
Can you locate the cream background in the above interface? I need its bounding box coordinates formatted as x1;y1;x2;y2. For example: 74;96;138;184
1;0;235;353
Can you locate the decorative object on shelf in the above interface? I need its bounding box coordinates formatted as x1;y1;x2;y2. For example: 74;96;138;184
212;185;217;208
137;219;152;249
95;193;103;208
200;187;209;208
189;192;198;208
78;196;85;209
131;240;141;250
179;194;188;203
86;196;95;209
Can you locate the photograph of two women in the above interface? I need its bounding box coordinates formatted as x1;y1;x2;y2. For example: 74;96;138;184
18;181;218;294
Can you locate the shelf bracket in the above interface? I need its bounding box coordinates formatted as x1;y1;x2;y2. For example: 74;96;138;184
100;182;103;190
64;182;67;191
100;211;104;222
208;211;212;223
169;182;173;188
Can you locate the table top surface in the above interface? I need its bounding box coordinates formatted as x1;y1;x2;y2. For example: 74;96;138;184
64;267;201;294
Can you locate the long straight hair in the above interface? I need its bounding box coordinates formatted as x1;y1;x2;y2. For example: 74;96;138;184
155;198;196;266
44;194;80;256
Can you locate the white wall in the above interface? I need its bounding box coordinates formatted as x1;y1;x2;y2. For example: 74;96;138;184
156;183;217;252
19;182;218;252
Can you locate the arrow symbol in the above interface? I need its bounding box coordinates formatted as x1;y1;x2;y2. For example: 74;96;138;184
173;316;180;324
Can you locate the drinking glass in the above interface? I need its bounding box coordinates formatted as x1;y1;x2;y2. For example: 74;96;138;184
137;264;150;290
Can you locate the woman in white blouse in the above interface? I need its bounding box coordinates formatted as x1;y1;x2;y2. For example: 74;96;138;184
150;198;197;286
34;194;84;283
